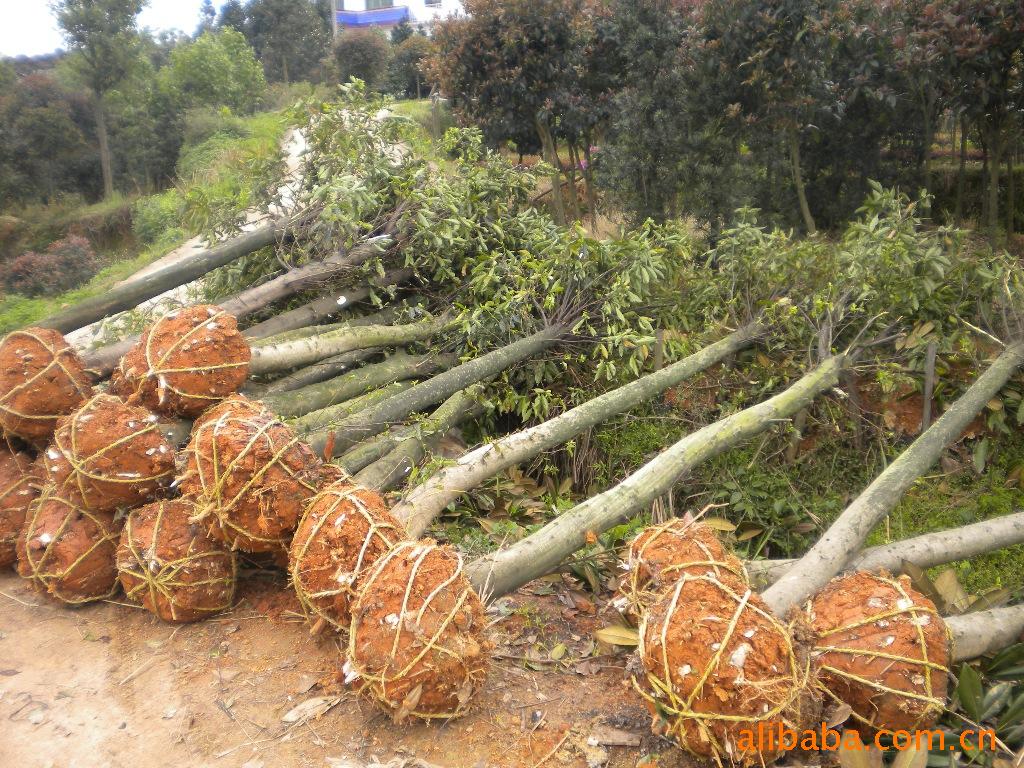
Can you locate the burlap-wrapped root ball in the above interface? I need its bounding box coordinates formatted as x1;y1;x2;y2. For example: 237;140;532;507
636;573;812;765
613;518;747;621
807;571;950;737
117;499;236;623
111;305;251;418
180;396;323;553
0;445;42;568
290;481;405;632
16;493;121;604
0;328;92;442
347;541;490;722
44;394;175;513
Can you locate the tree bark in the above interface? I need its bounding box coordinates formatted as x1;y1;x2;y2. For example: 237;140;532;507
355;389;484;492
290;381;415;436
308;326;566;458
242;267;414;340
747;511;1024;588
49;220;287;336
789;128;817;235
249;316;449;375
94;96;114;200
220;236;390;325
465;354;848;599
394;323;763;538
947;606;1024;661
260;348;381;394
252;305;402;349
989;126;1002;238
761;342;1024;616
955;118;968;226
535;113;566;226
1008;144;1016;238
264;352;457;419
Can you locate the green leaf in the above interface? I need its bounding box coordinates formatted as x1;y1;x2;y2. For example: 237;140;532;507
957;664;984;722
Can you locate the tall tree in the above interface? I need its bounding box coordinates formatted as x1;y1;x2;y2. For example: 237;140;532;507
216;0;247;33
197;0;216;35
246;0;330;83
51;0;146;199
334;28;390;91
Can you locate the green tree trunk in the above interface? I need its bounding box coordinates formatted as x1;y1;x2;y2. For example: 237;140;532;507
94;96;114;200
788;129;816;235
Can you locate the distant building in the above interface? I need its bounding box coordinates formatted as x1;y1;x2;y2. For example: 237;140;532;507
332;0;463;31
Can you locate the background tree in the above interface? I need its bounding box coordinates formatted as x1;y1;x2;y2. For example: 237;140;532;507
245;0;330;83
390;19;414;46
51;0;147;199
216;0;248;33
387;33;433;99
334;28;390;92
197;0;216;35
162;28;266;113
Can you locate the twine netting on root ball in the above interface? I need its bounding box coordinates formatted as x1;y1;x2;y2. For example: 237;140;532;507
110;305;251;418
179;396;323;553
0;328;92;443
636;573;814;766
347;540;491;722
117;499;237;624
290;481;405;633
807;571;950;737
16;492;121;604
44;394;175;513
614;518;748;622
0;445;41;568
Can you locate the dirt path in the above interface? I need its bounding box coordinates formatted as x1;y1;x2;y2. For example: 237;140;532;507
0;570;690;768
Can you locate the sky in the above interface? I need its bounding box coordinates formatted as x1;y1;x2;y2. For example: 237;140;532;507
0;0;208;58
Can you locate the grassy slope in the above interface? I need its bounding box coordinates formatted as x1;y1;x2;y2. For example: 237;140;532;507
0;111;287;334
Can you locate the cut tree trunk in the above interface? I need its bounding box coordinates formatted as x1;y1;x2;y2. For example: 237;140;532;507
465;354;848;599
307;325;567;458
242;267;414;340
252;305;403;348
263;352;457;419
290;381;415;436
747;510;1024;588
260;348;381;394
355;389;484;492
249;316;449;375
761;341;1024;616
394;323;763;538
947;606;1024;661
41;220;288;335
219;236;391;324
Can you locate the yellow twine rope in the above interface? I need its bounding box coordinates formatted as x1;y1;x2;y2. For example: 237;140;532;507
50;394;173;508
119;308;249;408
291;484;403;631
633;573;809;765
0;329;91;427
0;457;38;549
811;573;950;732
119;501;237;622
187;410;318;550
20;494;120;604
348;541;486;721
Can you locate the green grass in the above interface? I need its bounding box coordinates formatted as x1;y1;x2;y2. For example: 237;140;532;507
0;110;289;334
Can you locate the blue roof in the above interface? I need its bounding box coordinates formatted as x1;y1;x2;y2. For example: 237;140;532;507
337;7;409;25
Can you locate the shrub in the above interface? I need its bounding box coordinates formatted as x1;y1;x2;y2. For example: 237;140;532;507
133;190;186;245
3;236;99;297
334;28;391;91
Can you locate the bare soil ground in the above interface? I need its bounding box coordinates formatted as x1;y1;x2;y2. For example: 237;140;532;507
0;568;693;768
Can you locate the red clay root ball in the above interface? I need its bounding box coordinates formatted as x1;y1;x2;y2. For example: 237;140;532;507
117;499;236;623
637;573;811;765
0;446;42;568
614;518;747;621
807;571;950;737
179;396;323;553
0;328;92;442
16;492;121;604
290;482;405;632
347;540;490;722
44;394;175;513
110;305;250;418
